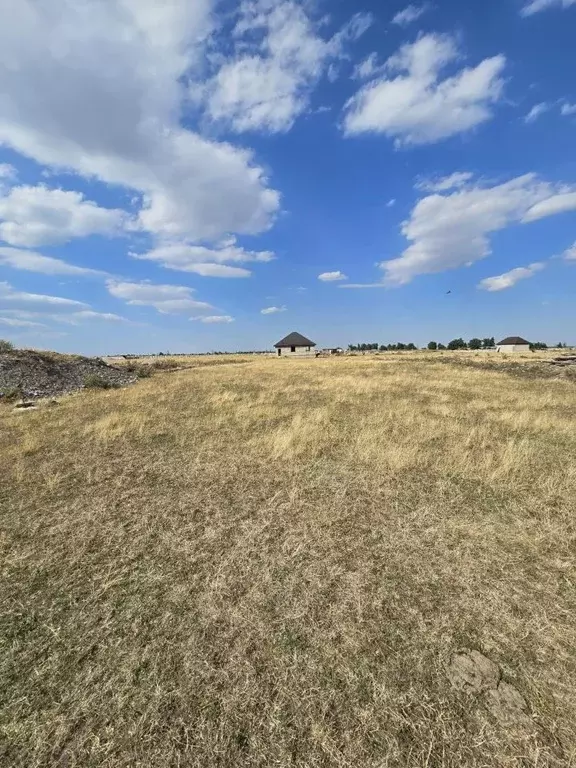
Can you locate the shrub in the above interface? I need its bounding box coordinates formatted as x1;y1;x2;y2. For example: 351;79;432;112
84;374;118;390
447;338;467;351
135;366;152;379
0;339;14;352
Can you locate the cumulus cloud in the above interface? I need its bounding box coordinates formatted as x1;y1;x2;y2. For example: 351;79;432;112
522;191;576;222
380;173;576;285
521;0;576;15
0;280;88;311
106;280;213;314
261;305;286;314
192;315;235;324
318;271;348;281
561;102;576;116
0;185;128;247
132;240;273;278
205;0;372;133
524;102;550;123
415;171;474;192
0;0;280;244
343;33;506;145
392;4;431;26
0;246;107;277
561;242;576;260
478;262;545;292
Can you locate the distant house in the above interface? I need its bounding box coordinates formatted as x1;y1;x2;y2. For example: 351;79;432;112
274;331;316;357
496;336;531;353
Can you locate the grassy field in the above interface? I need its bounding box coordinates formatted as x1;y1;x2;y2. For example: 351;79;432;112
1;353;575;767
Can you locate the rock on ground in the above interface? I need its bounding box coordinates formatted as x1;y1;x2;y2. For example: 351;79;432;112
0;349;136;399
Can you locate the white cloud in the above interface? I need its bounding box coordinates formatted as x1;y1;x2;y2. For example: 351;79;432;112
192;315;235;324
392;4;430;26
415;171;474;192
343;33;506;146
524;102;550;123
0;281;88;311
521;0;576;16
339;283;386;289
561;242;576;260
132;240;273;278
380;173;576;285
0;0;280;244
561;102;576;116
0;185;128;247
523;191;576;222
0;246;107;276
0;164;16;180
478;262;545;292
205;1;372;133
0;308;127;325
67;310;128;323
353;53;384;80
0;315;47;329
261;305;286;314
386;198;397;207
318;271;348;282
106;280;212;314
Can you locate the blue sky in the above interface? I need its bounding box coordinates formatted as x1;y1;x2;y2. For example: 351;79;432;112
0;0;575;354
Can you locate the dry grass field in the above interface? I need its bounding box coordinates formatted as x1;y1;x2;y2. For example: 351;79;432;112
1;353;575;767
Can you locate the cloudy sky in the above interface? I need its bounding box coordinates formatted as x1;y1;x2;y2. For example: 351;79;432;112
0;0;575;354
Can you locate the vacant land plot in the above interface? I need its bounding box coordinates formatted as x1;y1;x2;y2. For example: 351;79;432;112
1;355;575;767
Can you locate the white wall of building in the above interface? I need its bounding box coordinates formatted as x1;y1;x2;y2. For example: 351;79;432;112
277;346;316;357
496;344;531;353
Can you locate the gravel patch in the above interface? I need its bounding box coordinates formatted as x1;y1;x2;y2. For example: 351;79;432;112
0;349;137;399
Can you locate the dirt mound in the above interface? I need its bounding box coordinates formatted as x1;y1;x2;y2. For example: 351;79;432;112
0;349;136;399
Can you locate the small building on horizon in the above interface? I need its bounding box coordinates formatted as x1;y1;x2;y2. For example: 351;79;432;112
496;336;531;353
274;332;316;357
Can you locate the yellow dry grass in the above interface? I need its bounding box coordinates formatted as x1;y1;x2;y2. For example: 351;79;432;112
1;353;575;767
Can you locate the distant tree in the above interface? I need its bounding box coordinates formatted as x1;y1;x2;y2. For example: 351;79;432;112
469;338;482;350
379;344;387;352
406;343;417;351
348;344;357;352
427;341;438;351
396;342;406;351
447;338;467;350
438;343;447;350
371;343;379;351
482;337;495;349
530;342;548;351
556;342;565;349
388;344;398;352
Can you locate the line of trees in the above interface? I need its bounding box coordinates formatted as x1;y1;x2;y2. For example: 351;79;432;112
428;337;495;351
348;338;559;352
